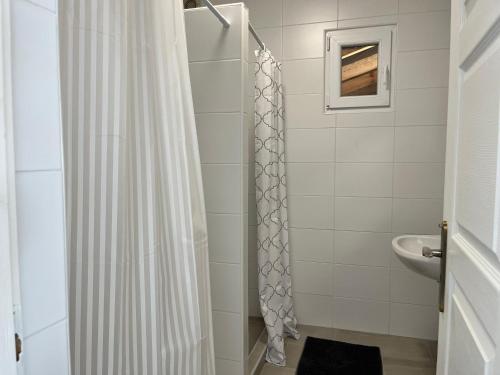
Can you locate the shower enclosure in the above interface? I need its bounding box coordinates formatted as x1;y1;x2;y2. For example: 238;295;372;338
185;2;270;374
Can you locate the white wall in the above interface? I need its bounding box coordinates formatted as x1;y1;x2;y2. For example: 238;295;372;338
215;0;450;341
185;4;250;374
11;0;70;373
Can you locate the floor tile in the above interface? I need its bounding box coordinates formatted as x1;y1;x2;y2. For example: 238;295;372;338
283;342;304;369
260;363;296;375
259;324;438;375
384;365;436;375
249;316;266;353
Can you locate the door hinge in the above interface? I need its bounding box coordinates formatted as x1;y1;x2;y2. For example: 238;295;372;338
327;36;331;51
15;333;22;362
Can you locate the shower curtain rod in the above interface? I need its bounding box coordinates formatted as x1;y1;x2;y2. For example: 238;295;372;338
249;22;265;50
201;0;230;28
201;0;266;50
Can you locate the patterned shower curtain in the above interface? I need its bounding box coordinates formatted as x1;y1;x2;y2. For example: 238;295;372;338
254;49;300;366
59;0;215;374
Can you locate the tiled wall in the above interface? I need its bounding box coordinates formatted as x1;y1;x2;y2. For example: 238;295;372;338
185;4;250;374
11;0;71;373
215;0;450;340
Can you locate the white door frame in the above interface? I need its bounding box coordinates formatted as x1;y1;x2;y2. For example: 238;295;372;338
0;0;22;373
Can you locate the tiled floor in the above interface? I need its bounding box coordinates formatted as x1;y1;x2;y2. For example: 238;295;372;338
259;325;437;375
249;316;266;353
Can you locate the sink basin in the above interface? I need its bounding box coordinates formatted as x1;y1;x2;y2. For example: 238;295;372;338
392;235;441;281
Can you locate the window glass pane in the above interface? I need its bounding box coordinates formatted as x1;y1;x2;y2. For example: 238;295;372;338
341;43;378;97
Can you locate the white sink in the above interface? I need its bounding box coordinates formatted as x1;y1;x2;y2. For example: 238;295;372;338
392;235;441;281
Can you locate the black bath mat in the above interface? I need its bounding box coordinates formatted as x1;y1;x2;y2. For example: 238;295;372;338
296;336;383;375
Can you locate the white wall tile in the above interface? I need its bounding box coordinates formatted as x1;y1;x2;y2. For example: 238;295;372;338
248;287;261;316
211;0;450;343
190;60;242;113
293;261;333;295
210;262;242;313
395;126;446;162
398;11;450;51
334;265;390;300
248;224;257;255
287;163;334;196
243;14;250;63
336;127;394;163
338;14;398;28
210;0;241;4
284;0;338;25
202;165;242;213
246;113;255;163
243;114;251;164
289;195;334;229
286;129;335;162
397;50;450;89
286;94;334;128
336;111;395;128
248;234;258;290
335;163;393;197
23;321;70;375
215;359;242;375
290;228;334;262
245;0;283;28
390;249;409;269
335;197;392;232
213;311;243;360
29;0;56;12
283;22;336;60
392;198;443;234
338;0;398;20
333;298;390;334
393;164;445;199
390;303;439;340
334;231;392;267
207;214;242;263
282;58;324;94
395;88;448;126
398;0;450;14
249;27;282;60
243;167;249;214
16;171;67;337
248;194;257;226
390;268;439;305
294;293;333;327
12;1;61;171
196;113;242;164
185;5;242;62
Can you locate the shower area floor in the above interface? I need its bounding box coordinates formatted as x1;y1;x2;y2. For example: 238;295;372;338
259;325;437;375
249;316;266;353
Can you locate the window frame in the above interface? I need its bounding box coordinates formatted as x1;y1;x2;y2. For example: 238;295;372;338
325;25;395;111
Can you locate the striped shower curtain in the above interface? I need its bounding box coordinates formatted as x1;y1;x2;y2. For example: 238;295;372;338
255;49;300;366
59;0;215;374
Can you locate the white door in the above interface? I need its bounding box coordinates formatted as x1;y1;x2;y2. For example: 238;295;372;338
437;0;500;374
0;0;22;373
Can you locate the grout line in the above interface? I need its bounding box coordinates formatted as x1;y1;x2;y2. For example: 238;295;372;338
212;308;241;315
195;111;241;115
15;168;63;174
23;317;67;340
20;0;57;14
284;161;445;165
295;291;438;309
210;260;242;266
189;58;242;64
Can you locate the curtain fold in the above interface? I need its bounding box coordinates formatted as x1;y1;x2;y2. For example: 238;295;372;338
254;49;300;366
59;0;215;374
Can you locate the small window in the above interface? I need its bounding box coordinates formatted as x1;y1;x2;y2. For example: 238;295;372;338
325;26;394;110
